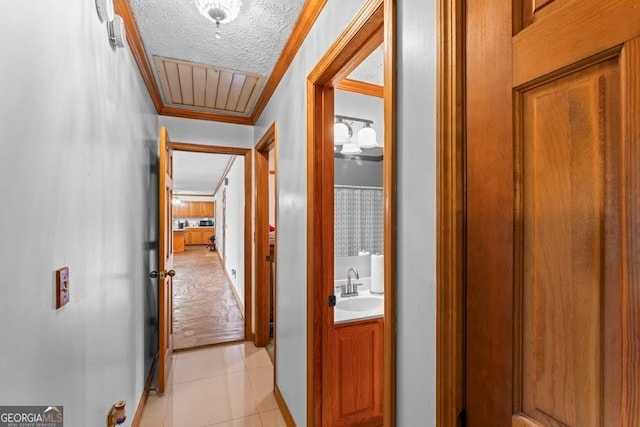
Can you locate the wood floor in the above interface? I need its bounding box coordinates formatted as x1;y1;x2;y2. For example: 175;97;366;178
172;245;244;350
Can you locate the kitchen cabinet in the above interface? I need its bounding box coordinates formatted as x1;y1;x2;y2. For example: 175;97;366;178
184;227;214;245
173;201;215;218
173;202;189;218
189;201;209;217
173;230;185;253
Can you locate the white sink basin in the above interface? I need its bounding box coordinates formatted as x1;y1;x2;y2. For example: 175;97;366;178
336;297;383;312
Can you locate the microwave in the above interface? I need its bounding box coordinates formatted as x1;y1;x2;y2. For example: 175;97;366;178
199;220;213;226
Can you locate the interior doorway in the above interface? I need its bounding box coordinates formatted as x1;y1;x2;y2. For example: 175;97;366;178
306;0;396;425
170;142;253;350
255;122;278;362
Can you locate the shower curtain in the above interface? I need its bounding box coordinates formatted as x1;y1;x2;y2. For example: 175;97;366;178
334;185;383;257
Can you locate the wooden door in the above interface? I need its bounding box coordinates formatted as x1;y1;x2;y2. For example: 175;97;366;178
157;126;175;394
465;1;640;425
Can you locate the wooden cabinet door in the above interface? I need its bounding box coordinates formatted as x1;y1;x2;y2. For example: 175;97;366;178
326;319;383;426
465;1;640;425
184;230;192;245
189;202;201;217
175;202;188;217
203;202;214;217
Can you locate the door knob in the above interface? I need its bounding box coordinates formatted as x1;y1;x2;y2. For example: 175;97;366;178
150;270;176;279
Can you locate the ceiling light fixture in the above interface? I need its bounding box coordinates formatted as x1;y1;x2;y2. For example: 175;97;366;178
194;0;242;39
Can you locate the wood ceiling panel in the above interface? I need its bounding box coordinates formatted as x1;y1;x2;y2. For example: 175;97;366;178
215;71;234;110
154;56;264;117
204;69;220;108
178;63;194;105
226;74;246;111
164;61;183;104
155;56;173;107
193;66;206;107
236;76;257;112
244;78;261;114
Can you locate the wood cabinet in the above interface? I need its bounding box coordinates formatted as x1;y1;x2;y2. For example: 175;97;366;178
172;202;189;217
173;201;215;218
173;230;185;253
184;227;214;245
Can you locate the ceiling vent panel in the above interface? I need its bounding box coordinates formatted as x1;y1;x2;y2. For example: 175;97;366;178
154;56;264;116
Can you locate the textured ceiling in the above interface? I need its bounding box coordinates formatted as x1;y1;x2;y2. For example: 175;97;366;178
348;46;384;86
173;151;233;195
129;0;306;115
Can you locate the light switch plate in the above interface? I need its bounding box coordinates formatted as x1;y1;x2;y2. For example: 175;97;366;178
56;267;70;309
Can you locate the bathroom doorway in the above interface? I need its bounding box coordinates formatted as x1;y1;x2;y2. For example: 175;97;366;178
171;143;253;350
306;0;396;425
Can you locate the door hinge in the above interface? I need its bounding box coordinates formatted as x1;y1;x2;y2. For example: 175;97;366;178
328;295;336;307
457;409;466;427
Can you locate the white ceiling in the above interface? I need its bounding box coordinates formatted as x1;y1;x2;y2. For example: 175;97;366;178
129;0;306;116
126;2;383;194
126;0;384;119
348;46;384;86
172;151;233;195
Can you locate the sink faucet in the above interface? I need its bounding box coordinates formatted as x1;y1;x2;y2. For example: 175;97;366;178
346;267;360;296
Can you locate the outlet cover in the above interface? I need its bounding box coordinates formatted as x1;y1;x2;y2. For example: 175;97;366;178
56;267;70;309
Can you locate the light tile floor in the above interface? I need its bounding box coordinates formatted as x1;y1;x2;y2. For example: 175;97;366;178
140;342;286;427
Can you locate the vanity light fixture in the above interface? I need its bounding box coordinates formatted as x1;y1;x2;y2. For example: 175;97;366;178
194;0;243;39
334;115;379;154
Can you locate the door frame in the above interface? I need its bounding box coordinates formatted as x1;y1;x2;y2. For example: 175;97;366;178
170;142;253;341
306;0;397;424
255;122;278;347
436;0;465;425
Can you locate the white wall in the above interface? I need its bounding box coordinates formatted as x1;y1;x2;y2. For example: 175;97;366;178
0;1;159;426
254;0;437;424
254;0;370;422
396;0;438;423
335;89;384;147
159;116;254;148
214;158;246;305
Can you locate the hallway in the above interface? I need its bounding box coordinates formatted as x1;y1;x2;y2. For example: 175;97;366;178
173;246;245;350
140;342;285;426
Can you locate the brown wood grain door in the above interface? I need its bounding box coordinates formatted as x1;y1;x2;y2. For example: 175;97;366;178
324;318;384;426
157;126;174;394
465;1;640;425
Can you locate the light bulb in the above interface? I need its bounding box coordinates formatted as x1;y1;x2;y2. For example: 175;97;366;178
357;123;377;148
341;142;362;155
334;121;351;145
